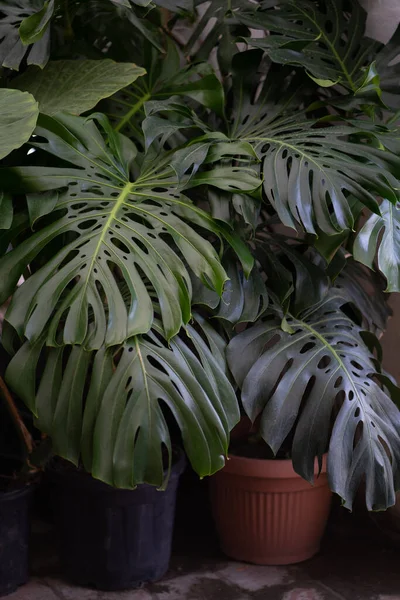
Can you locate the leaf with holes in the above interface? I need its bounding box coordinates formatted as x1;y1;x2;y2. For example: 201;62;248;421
229;50;400;235
5;317;239;488
0;0;54;70
0;112;252;348
183;0;257;63
241;0;380;92
335;259;392;337
227;291;400;510
353;200;400;293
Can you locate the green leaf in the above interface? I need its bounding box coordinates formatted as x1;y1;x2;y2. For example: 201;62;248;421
0;113;232;347
13;60;146;116
19;0;54;45
0;89;39;160
375;23;400;110
6;318;239;488
0;0;53;70
355;62;385;107
242;0;380;92
0;193;13;230
227;291;400;510
90;320;239;487
256;232;329;314
192;259;268;324
229;51;400;235
105;42;225;140
336;259;392;337
353;200;400;292
184;0;255;62
189;166;261;194
314;197;363;263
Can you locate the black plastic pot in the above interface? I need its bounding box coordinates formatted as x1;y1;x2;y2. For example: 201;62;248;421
0;486;32;597
50;450;186;591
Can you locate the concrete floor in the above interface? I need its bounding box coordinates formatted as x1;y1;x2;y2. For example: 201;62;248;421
9;520;400;600
7;478;400;600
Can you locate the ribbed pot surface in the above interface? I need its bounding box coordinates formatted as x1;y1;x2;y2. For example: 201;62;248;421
210;454;331;565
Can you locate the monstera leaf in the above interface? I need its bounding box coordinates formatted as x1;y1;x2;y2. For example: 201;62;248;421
192;258;269;325
353;200;400;292
242;0;379;91
0;0;54;70
5;316;239;488
0;112;253;348
13;59;146;116
105;41;224;141
183;0;256;63
336;259;392;337
227;291;400;510
228;51;400;235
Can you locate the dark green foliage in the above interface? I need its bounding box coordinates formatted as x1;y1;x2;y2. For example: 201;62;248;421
1;0;400;508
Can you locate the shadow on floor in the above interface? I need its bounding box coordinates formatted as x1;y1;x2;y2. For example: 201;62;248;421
10;472;400;600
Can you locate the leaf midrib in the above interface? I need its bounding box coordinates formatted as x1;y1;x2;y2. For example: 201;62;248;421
298;317;373;456
78;182;133;314
294;2;356;90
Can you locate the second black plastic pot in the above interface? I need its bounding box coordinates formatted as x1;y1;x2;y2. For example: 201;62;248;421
49;451;186;591
0;485;32;597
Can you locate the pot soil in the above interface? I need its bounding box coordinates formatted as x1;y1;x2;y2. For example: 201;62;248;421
210;452;331;565
49;450;186;591
0;484;33;596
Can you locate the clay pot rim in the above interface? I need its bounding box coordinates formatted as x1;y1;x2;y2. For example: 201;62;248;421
223;452;328;480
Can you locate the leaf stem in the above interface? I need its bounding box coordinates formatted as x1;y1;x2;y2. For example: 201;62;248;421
114;92;151;133
0;375;34;457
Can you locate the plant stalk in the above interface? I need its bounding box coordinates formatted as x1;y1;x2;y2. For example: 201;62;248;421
0;375;34;457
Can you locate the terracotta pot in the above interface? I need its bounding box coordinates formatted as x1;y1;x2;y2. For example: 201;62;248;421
210;453;331;565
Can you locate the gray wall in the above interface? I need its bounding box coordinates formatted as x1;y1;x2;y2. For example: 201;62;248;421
360;0;400;43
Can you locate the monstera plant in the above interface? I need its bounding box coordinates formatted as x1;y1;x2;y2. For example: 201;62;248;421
0;0;400;518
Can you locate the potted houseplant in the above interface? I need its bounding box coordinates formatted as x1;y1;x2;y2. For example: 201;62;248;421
202;1;400;565
1;0;400;582
0;0;251;590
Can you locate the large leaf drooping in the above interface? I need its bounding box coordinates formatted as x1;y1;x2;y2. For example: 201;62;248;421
13;59;146;116
242;0;379;91
227;292;400;510
0;113;233;347
0;0;54;70
229;51;400;235
5;317;239;488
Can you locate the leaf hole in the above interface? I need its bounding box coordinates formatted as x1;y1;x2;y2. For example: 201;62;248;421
334;376;343;388
300;342;316;354
317;355;331;369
